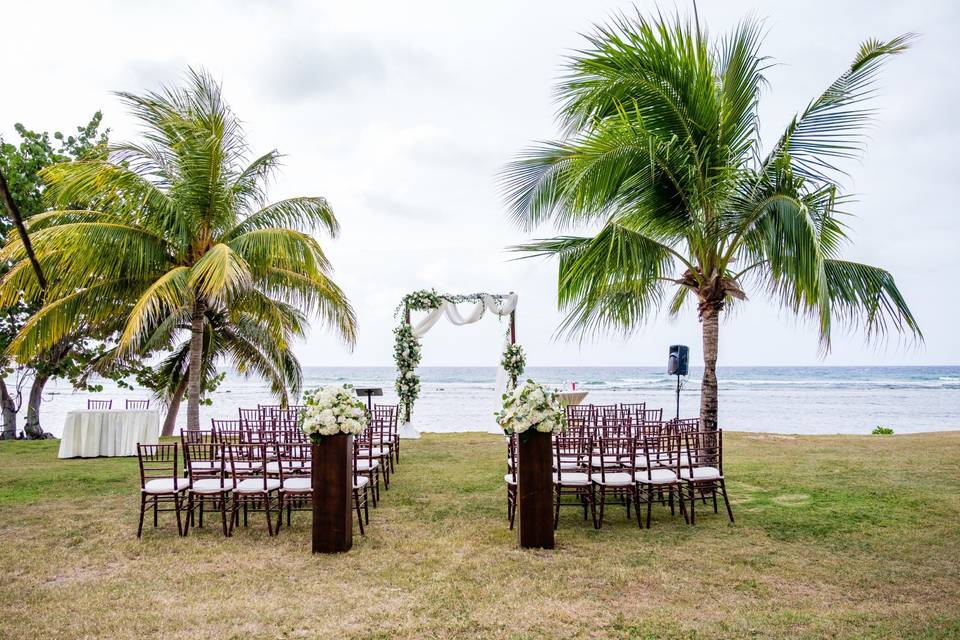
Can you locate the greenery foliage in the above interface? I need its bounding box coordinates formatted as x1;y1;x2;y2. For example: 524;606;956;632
872;426;894;435
393;322;421;420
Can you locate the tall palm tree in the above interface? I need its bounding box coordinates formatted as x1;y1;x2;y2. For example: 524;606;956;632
502;12;921;431
0;69;356;429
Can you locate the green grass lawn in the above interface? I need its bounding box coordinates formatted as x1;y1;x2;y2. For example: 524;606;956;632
1;431;959;639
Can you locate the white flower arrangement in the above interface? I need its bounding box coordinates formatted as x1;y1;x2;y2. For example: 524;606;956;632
500;343;526;390
301;384;368;443
495;379;567;437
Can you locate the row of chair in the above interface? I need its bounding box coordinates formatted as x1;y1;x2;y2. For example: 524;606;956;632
505;415;734;530
136;404;401;538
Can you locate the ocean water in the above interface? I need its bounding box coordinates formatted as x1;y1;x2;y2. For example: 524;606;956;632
30;365;960;438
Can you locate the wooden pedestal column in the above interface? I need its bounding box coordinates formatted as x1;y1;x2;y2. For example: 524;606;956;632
517;429;554;549
311;434;353;553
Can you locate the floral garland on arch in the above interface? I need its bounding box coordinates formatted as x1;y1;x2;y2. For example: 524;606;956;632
495;380;566;437
393;323;422;421
501;342;526;390
301;384;369;444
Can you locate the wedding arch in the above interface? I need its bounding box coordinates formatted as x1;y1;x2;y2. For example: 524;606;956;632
393;290;522;438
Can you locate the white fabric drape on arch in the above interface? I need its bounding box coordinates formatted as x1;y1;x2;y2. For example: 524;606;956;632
401;293;518;438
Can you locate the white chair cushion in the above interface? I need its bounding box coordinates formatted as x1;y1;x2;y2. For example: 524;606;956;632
553;472;590;486
235;478;281;493
590;456;622;468
143;477;189;494
282;477;311;492
638;468;678;484
265;462;281;474
594;472;634;486
353;476;370;489
191;478;231;493
355;459;380;471
680;466;722;480
232;461;263;472
504;474;516;485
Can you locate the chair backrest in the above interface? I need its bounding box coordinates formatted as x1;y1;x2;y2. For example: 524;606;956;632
270;407;303;423
211;419;242;432
183;441;226;482
595;405;619;427
275;442;311;481
126;399;150;410
596;434;635;482
226;443;270;490
639;408;663;424
619;402;646;421
668;417;701;434
137;443;178;488
238;408;262;423
88;399;112;410
505;434;517;483
638;431;680;482
554;434;589;482
683;429;723;474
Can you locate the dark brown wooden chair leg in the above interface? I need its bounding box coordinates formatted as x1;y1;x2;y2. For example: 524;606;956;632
137;494;147;538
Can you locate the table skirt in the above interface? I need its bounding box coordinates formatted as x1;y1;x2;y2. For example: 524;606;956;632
58;410;160;458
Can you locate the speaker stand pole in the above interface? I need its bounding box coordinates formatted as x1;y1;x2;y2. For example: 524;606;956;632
675;373;680;421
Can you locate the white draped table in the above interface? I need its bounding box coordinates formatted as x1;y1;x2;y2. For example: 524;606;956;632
557;391;589;406
58;410;160;458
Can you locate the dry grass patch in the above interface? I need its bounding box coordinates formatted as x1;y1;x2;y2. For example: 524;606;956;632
1;432;959;639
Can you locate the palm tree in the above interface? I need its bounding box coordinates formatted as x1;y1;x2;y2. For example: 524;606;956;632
0;69;356;429
502;12;921;431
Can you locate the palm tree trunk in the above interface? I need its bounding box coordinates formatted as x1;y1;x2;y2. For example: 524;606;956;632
162;371;189;437
0;377;17;439
24;372;49;438
186;301;205;431
699;304;720;432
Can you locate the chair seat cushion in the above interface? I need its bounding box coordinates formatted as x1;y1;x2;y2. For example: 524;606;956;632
235;478;281;493
504;473;516;485
231;461;263;472
590;456;622;468
144;477;189;494
638;468;678;484
594;472;634;486
282;477;311;492
553;472;590;486
353;476;370;489
191;478;231;493
356;460;380;471
680;466;722;480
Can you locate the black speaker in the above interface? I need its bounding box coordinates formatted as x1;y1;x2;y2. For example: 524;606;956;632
667;345;689;376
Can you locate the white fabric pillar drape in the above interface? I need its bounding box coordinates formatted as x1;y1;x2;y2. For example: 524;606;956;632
402;293;518;438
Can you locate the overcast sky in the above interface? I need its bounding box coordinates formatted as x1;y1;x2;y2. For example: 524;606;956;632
2;0;957;368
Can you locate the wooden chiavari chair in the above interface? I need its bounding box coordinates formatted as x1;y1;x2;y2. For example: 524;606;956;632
183;441;232;536
636;431;686;528
553;434;594;528
355;426;382;506
373;404;400;467
226;443;281;535
593;433;642;528
87;399;112;410
126;399;150;410
619;402;646;423
136;444;187;537
680;429;734;525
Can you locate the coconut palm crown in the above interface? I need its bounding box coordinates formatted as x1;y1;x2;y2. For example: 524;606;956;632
0;69;356;429
502;13;921;430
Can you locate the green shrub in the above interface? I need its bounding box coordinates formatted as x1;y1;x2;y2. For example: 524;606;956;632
872;426;894;435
